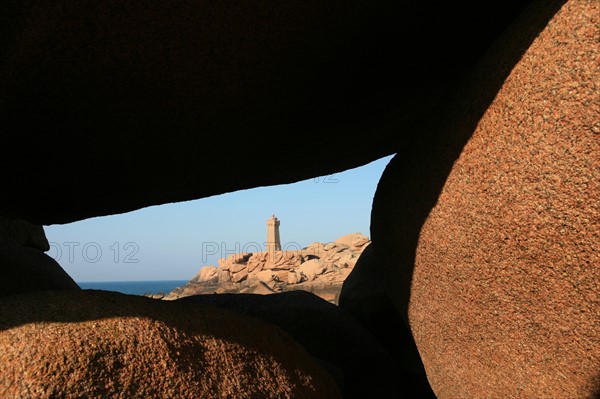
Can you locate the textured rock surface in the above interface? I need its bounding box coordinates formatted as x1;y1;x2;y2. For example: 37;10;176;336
346;0;599;398
165;233;369;303
412;1;600;397
178;291;435;399
0;290;340;399
1;1;593;397
0;1;530;224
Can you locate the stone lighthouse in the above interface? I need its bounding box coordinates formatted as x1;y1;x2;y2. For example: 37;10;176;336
266;214;281;253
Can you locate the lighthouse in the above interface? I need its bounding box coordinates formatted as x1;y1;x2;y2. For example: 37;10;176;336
266;214;281;253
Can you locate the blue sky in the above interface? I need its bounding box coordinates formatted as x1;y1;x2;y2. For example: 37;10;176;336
45;155;393;282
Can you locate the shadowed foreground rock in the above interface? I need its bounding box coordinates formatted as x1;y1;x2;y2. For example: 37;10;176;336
0;217;50;251
0;290;340;399
0;1;530;224
343;0;599;398
0;0;595;397
0;241;79;297
178;290;436;399
339;244;429;381
0;218;79;297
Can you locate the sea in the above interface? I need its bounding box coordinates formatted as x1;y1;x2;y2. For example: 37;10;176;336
77;280;188;296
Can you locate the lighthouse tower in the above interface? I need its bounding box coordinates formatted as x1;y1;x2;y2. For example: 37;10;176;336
266;214;281;253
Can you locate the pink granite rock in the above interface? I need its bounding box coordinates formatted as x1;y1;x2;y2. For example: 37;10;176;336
231;268;249;283
0;290;340;399
229;263;247;274
344;1;599;398
413;2;599;396
196;265;218;282
335;233;370;252
397;1;598;397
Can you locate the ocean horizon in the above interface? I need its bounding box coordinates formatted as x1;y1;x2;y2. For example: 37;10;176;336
78;280;188;296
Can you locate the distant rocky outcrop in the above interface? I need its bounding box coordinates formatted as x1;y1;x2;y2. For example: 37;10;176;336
164;233;370;303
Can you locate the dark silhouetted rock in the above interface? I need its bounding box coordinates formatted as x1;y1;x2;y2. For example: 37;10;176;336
0;1;530;224
0;217;49;251
0;218;79;297
0;290;340;399
179;290;434;399
339;244;431;385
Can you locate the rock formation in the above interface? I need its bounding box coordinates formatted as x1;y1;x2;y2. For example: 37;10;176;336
0;1;531;225
165;233;370;304
0;217;79;297
178;291;436;399
341;0;599;397
1;0;598;397
0;290;340;399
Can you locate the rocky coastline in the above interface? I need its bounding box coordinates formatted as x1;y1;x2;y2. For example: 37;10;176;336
163;233;370;304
